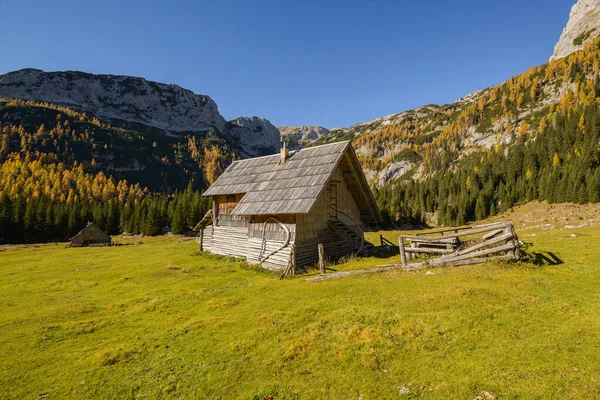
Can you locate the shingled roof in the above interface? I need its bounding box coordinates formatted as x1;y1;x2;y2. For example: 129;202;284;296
203;141;381;222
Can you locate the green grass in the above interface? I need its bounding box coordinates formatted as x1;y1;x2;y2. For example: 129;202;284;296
1;222;600;398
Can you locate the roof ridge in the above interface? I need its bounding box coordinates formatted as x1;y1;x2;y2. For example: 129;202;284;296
233;140;350;163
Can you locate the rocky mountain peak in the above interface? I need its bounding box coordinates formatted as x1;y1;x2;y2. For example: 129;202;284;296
227;116;281;157
550;0;600;61
278;125;330;142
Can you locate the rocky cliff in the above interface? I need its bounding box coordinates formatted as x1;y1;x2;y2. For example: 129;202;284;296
550;0;600;61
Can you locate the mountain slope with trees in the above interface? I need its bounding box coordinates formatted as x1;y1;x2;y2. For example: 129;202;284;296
318;38;600;225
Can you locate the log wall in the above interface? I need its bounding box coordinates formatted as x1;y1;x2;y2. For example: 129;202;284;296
208;226;249;258
248;215;296;241
247;237;294;271
199;226;213;252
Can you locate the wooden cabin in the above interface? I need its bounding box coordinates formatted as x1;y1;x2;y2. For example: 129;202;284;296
70;222;111;247
196;141;382;272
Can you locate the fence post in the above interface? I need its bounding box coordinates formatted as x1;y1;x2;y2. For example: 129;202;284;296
409;241;417;260
318;243;325;275
291;244;296;276
398;237;407;267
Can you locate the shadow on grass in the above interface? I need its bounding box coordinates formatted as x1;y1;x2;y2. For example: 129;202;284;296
531;251;563;265
519;243;564;265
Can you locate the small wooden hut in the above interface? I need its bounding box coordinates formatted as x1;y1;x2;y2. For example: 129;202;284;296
196;141;382;272
70;222;111;247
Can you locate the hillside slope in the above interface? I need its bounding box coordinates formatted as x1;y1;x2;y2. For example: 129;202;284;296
308;0;600;187
0;98;235;192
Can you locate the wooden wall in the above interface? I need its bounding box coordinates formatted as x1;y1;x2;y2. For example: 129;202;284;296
295;230;354;268
214;194;248;228
208;226;249;258
295;164;361;242
247;238;294;271
246;214;296;271
294;164;363;267
248;215;296;241
198;226;213;252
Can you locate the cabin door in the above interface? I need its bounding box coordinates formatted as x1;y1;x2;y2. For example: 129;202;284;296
328;181;338;219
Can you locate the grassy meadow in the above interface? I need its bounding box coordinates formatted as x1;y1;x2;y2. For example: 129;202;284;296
1;202;600;399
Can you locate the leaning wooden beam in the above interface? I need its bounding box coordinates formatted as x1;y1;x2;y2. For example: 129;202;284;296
405;224;509;245
454;233;513;256
279;245;296;279
405;247;455;255
399;235;459;243
415;222;507;237
307;265;406;282
437;242;516;263
507;223;521;260
426;223;510;240
482;228;504;240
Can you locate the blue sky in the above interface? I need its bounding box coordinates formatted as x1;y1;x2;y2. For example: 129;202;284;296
0;0;575;128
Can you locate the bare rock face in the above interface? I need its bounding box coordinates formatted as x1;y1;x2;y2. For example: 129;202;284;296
227;117;281;157
278;125;330;145
550;0;600;61
0;69;227;133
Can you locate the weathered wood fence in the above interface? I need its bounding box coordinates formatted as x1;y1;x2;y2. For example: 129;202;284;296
396;221;520;270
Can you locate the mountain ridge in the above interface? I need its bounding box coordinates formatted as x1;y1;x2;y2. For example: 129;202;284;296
0;68;281;158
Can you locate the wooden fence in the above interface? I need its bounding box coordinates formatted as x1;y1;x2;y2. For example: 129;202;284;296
397;221;520;270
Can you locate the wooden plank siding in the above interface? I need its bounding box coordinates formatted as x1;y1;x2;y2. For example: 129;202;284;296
209;226;249;258
296;164;361;242
214;194;248;228
199;227;213;252
248;214;296;242
247;238;294;271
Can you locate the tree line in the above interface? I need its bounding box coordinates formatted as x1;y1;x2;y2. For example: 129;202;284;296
0;180;210;244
